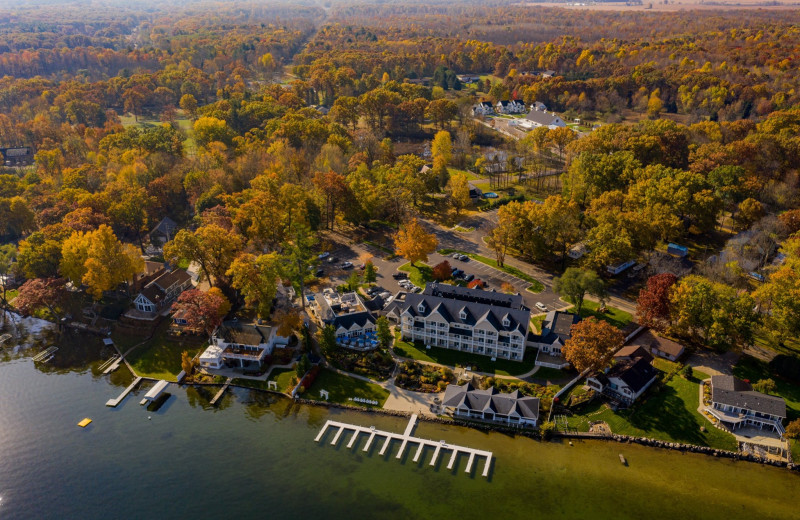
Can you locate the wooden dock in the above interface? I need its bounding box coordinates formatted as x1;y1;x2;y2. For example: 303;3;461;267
314;414;493;478
32;346;58;363
209;378;232;406
105;376;143;407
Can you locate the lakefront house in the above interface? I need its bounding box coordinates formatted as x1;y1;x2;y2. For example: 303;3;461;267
443;382;539;427
527;311;580;369
708;375;787;434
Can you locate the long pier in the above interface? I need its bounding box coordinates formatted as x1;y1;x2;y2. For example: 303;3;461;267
314;414;493;478
105;376;143;407
209;378;232;406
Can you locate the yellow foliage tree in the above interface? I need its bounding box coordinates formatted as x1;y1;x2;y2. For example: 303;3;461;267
60;224;144;299
394;218;438;267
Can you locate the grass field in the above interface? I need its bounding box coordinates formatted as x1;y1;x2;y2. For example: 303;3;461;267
232;366;297;393
573;300;634;329
119;112;197;156
566;363;738;451
304;369;389;407
393;331;536;377
398;262;432;287
125;324;206;381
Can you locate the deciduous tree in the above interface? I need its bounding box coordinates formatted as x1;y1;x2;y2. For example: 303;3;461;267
173;288;230;336
553;268;605;314
394;218;438;267
562;317;624;372
228;252;281;318
636;273;678;331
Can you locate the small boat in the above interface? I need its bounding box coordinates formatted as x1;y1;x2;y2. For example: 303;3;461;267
619;454;627;465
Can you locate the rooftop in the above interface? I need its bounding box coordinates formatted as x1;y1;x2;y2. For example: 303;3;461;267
711;375;786;418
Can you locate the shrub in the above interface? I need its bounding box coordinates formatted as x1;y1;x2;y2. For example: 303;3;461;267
786;419;800;439
681;365;693;379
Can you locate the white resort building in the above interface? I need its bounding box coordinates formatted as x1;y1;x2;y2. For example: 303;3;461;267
391;283;530;361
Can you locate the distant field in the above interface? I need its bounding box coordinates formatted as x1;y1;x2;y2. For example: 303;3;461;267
520;1;800;11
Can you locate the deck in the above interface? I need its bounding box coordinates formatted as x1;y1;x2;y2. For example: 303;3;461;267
209;378;232;405
314;414;493;477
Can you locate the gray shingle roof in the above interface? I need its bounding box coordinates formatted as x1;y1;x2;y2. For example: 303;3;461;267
401;283;529;335
530;311;580;344
442;383;539;420
525;109;563;127
711;375;787;418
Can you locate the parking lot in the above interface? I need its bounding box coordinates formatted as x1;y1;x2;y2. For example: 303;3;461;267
318;234;566;315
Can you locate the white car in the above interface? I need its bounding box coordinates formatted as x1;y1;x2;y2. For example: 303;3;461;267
341;261;354;269
318;252;330;260
535;302;547;312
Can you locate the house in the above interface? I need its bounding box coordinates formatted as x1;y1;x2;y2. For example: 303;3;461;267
531;101;548;112
311;289;378;350
567;242;588;260
627;328;685;362
396;283;530;361
442;382;539;427
133;267;193;314
457;74;481;84
521;108;566;130
198;320;291;371
586;356;658;405
149;217;179;248
607;259;636;275
468;184;483;199
613;345;653;364
495;99;526;115
708;375;786;434
528;311;580;369
132;260;167;292
472;101;495;116
0;146;34;166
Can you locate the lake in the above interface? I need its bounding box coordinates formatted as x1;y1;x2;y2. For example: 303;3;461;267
0;325;798;519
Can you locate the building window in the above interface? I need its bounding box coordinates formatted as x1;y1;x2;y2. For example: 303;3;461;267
418;303;426;312
460;310;467;320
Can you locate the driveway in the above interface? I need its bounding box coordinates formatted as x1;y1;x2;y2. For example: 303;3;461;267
687;350;740;377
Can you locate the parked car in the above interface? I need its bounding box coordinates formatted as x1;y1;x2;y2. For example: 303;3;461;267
358;263;366;270
452;253;461;259
318;252;330;260
327;256;338;263
458;254;469;261
341;261;353;269
410;286;421;293
379;291;392;299
392;272;408;280
535;302;547;312
453;269;465;278
464;274;475;282
315;269;324;277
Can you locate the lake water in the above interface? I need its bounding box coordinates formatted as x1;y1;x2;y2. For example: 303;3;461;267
0;326;799;520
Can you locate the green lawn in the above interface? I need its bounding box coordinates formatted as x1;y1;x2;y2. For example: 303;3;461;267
438;249;544;293
398;262;432;287
449;168;482;181
393;331;536;377
573;300;633;329
304;369;389;407
733;356;800;421
530;314;546;333
232;366;297;394
752;327;800;357
125;323;206;381
566;365;738;451
532;366;569;381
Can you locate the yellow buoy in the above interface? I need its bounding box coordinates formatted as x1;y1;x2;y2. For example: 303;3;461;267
78;418;92;428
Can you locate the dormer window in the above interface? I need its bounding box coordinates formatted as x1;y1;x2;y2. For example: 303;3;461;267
502;317;510;327
418;303;426;313
459;310;467;320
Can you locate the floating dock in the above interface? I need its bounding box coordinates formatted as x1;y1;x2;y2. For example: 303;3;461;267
314;414;493;478
209;378;232;406
105;376;143;407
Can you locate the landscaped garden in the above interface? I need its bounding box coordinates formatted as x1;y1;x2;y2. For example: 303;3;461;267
303;368;389;407
564;361;738;451
395;360;454;392
398;262;432;287
325;348;395;381
392;331;537;377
